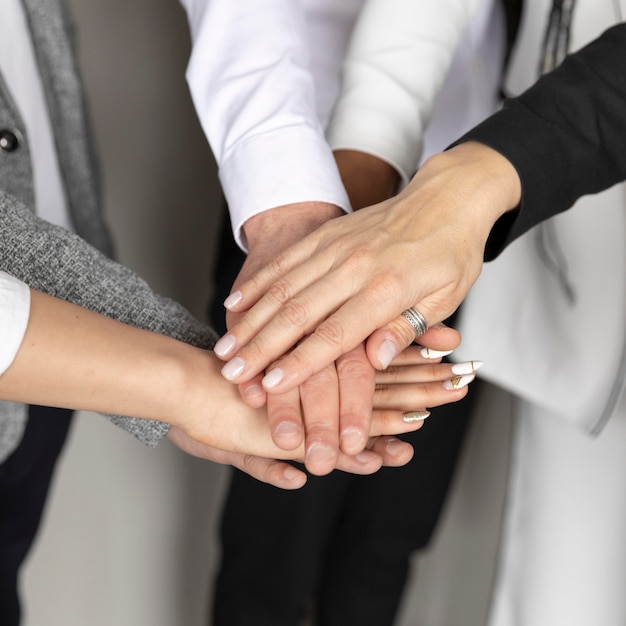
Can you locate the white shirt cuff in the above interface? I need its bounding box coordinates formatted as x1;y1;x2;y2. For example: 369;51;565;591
219;126;351;250
0;271;30;376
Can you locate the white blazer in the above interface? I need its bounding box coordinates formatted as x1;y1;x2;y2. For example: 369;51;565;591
455;0;626;435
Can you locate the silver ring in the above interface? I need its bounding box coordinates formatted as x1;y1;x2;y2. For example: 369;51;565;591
401;307;428;339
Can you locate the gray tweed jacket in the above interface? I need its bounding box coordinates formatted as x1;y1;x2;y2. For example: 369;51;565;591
0;0;218;462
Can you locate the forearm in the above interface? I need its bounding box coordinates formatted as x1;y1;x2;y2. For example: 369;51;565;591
0;289;210;426
0;193;218;445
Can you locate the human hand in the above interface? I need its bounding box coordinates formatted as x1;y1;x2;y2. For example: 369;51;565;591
166;349;436;483
225;201;400;472
214;142;521;393
166;426;419;489
224;201;344;407
261;325;477;475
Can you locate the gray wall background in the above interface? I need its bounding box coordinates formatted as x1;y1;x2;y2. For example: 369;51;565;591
20;1;512;624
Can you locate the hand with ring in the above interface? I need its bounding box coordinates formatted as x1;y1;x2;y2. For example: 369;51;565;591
213;142;519;395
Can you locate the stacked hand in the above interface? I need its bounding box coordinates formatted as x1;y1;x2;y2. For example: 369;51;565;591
213;146;504;477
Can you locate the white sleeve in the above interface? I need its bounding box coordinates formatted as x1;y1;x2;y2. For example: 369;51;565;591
179;0;350;250
326;0;485;185
0;271;30;376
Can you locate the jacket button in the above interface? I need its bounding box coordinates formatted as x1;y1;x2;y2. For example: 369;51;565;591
0;130;19;152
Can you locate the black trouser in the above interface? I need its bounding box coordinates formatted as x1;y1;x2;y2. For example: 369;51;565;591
0;405;73;626
209;215;477;625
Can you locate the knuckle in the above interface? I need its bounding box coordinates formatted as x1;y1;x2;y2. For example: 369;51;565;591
279;298;310;328
379;365;401;384
267;251;291;280
392;317;420;350
303;365;337;391
336;357;372;383
374;383;393;404
267;279;294;307
313;317;346;350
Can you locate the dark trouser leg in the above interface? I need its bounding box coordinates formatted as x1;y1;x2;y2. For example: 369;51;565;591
0;405;73;626
316;384;479;626
213;469;354;626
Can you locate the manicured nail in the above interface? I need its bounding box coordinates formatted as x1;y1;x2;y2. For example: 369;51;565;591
377;339;398;369
221;356;245;381
443;373;476;390
402;410;431;423
262;368;284;390
214;333;236;357
340;428;365;453
420;347;454;359
223;290;242;310
451;360;483;376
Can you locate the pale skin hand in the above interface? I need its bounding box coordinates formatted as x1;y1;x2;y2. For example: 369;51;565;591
222;157;469;475
0;289;424;487
214;142;522;395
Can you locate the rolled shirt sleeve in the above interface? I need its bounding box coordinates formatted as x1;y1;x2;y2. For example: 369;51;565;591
0;270;30;376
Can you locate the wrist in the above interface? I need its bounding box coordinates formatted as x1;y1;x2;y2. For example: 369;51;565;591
334;150;400;210
419;142;522;230
243;202;343;252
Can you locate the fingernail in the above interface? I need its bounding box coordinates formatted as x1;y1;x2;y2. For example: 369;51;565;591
420;347;454;359
443;373;476;390
283;465;303;482
340;428;365;453
451;360;483;376
221;356;246;381
262;368;284;390
355;450;378;465
386;437;409;458
402;410;431;423
377;339;398;369
243;384;264;400
223;290;242;310
306;443;335;465
214;333;236;357
275;421;301;438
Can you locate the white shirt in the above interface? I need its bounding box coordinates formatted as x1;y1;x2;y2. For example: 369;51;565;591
0;272;30;376
180;0;502;248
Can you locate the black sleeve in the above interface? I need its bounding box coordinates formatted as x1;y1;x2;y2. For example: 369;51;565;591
450;22;626;259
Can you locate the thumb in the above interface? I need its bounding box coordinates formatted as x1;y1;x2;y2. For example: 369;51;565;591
366;314;461;370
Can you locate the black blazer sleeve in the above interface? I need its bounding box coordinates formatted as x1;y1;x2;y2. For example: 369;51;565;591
450;23;626;260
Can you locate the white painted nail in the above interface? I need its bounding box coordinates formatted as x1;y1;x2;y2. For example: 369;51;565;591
419;347;454;359
223;290;243;310
377;339;398;369
402;410;431;423
221;356;245;381
443;373;476;390
262;367;284;390
214;333;236;357
451;360;483;376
